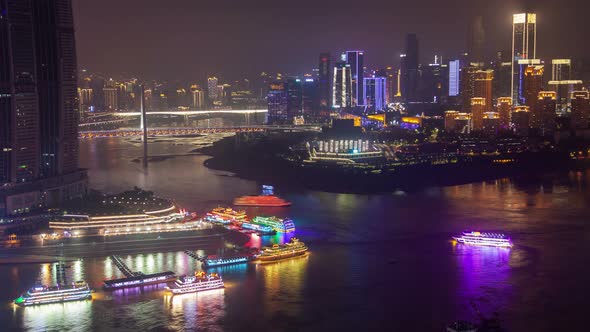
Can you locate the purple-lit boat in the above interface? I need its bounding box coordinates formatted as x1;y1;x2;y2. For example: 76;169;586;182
452;231;513;248
103;271;176;290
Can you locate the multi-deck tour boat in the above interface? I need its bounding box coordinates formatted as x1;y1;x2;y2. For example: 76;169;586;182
251;216;295;233
14;281;92;306
256;238;308;262
166;272;224;294
240;221;276;235
204;207;247;225
103;271;177;290
452;231;513;248
233;195;291;207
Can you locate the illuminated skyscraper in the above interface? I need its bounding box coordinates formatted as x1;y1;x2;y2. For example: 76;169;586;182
207;76;219;102
551;59;574;113
511;13;537;105
318;53;331;109
104;79;118;111
474;70;494;113
363;76;387;111
482;112;500;135
448;60;460;97
332;62;352;109
343;51;364;106
461;66;478;112
497;97;512;130
493;51;512;100
570;91;590;129
267;82;288;124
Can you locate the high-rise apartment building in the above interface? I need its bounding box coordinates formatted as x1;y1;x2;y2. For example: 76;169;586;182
471;97;486;130
448;60;460;97
468;16;485;66
511;13;537;105
523;64;544;111
512;106;531;136
207;76;219;102
190;85;205;109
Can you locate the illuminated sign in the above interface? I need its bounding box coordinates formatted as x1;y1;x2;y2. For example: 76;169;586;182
552;59;571;65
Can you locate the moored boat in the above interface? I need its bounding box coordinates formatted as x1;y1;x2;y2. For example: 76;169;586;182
103;271;176;290
14;281;92;306
166;271;224;294
250;216;295;233
233;195;291;207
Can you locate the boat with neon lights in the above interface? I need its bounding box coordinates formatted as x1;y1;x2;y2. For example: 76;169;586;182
250;216;295;233
452;231;513;248
233;195;291;207
203;253;252;268
166;271;224;294
14;281;92;306
240;221;276;235
256;237;308;262
103;271;176;290
204;207;247;225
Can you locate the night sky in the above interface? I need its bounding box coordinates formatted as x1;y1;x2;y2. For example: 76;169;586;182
73;0;589;82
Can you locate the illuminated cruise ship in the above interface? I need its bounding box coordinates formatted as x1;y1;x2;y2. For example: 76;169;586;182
251;216;295;233
49;205;191;236
204;207;247;225
453;231;513;248
256;238;308;262
166;272;224;294
14;281;92;306
233;195;291;207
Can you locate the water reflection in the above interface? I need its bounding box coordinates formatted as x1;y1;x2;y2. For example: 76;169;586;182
163;289;225;331
256;254;309;319
20;300;93;331
451;243;512;314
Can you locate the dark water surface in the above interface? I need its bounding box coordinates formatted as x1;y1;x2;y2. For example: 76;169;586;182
2;137;590;331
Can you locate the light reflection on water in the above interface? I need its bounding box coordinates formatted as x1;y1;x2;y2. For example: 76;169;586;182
20;300;93;331
163;289;225;331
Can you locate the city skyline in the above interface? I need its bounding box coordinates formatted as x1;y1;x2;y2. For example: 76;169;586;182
72;0;589;81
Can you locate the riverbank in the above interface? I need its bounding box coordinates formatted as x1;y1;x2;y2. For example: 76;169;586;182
199;134;590;193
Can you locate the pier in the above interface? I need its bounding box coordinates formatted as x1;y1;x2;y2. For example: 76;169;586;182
183;250;205;261
110;255;142;277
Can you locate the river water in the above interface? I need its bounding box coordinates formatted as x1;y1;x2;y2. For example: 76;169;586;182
1;136;589;331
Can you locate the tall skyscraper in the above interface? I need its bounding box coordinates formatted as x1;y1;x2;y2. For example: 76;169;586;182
512;106;531;136
550;59;574;113
523;64;544;111
207;76;219;103
401;34;419;102
267;82;288;124
511;13;537;105
104;79;118;111
474;70;494;114
449;60;460;97
318;53;331;109
468;16;485;66
343;51;364;106
1;0;39;184
363;76;387;111
493;51;512;100
1;0;86;217
461;66;478;112
570;91;590;129
332;62;352;109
